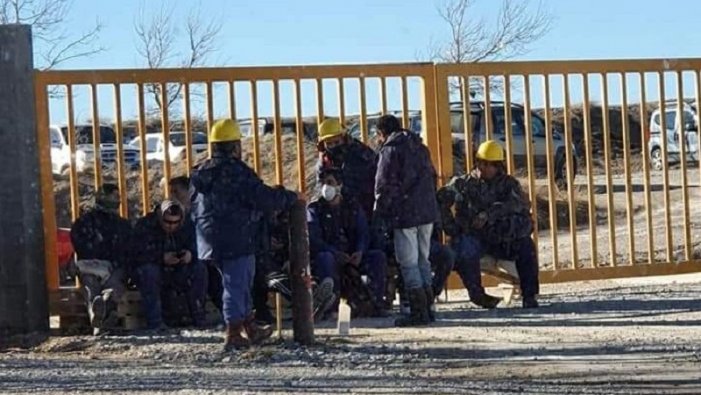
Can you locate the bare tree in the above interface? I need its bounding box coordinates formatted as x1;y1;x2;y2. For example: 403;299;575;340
134;2;220;115
423;0;553;98
0;0;102;69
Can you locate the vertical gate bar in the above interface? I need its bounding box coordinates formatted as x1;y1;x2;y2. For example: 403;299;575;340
503;75;515;175
581;75;598;267
64;85;79;222
401;76;409;129
251;81;261;174
160;82;171;197
272;80;284;186
136;84;149;214
380;77;388;115
563;75;579;269
543;75;559;270
338;78;346;127
113;84;128;218
484;77;492;140
228;81;237;120
431;68;452;183
461;76;473;172
359;76;368;143
182;83;193;175
657;73;673;262
205;81;214;158
639;73;654;263
676;71;692;261
316;78;324;126
90;83;102;188
620;74;636;265
522;75;539;257
601;73;618;266
35;81;59;291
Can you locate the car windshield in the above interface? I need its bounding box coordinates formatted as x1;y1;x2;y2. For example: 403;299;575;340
63;126;117;144
170;133;208;146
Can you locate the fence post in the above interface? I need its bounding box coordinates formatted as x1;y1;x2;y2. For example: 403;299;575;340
288;199;314;345
0;24;50;342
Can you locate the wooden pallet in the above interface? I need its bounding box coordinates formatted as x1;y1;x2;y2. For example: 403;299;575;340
49;287;90;334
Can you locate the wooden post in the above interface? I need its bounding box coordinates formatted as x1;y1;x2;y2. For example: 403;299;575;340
288;200;314;345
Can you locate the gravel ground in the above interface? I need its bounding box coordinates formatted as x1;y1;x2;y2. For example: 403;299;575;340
2;274;701;394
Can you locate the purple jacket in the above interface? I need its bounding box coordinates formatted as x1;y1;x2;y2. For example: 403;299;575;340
374;131;439;229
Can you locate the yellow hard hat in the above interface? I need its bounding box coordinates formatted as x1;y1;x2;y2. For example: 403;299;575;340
318;118;345;143
210;119;241;143
476;140;505;162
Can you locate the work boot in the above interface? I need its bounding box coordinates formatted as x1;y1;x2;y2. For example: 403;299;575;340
424;286;436;322
522;296;539;309
394;288;430;327
471;293;501;309
223;322;250;352
243;314;273;345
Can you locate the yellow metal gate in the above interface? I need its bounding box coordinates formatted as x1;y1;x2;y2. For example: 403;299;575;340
35;58;701;293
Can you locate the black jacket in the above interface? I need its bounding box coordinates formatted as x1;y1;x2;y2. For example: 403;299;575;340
70;208;132;267
374;131;439;229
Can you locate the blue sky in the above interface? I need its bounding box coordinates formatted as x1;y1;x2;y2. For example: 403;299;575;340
43;0;701;125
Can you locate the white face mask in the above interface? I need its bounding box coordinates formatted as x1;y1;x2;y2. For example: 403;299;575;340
321;184;339;201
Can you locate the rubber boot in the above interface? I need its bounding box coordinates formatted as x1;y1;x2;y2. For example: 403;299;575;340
424;286;436;322
223;321;250;352
394;288;430;327
243;314;273;345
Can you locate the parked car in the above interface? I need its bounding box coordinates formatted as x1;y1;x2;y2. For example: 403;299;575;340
129;131;208;163
239;117;317;142
449;101;577;186
347;111;423;141
50;124;140;175
648;100;699;170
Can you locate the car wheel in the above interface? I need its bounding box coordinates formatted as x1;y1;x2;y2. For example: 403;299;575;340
650;147;663;171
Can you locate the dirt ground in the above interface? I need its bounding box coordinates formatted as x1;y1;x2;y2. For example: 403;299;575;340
2;273;701;394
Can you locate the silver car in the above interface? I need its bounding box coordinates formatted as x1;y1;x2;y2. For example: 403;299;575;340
648;101;699;170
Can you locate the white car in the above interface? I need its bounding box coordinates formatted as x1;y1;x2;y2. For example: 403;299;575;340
130;131;208;163
50;124;140;175
648;101;699;170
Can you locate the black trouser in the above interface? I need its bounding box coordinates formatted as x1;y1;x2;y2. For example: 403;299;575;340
204;259;223;313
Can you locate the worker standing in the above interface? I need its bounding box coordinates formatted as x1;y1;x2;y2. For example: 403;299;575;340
190;119;302;351
374;114;439;327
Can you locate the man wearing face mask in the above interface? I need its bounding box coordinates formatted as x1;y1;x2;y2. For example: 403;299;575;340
316;118;378;221
437;140;539;309
307;169;387;316
131;200;207;330
70;184;132;335
191;119;303;351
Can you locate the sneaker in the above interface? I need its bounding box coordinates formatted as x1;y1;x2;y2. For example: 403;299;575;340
89;295;106;329
313;278;336;320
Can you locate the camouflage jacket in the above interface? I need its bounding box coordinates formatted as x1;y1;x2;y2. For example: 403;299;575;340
436;170;532;244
